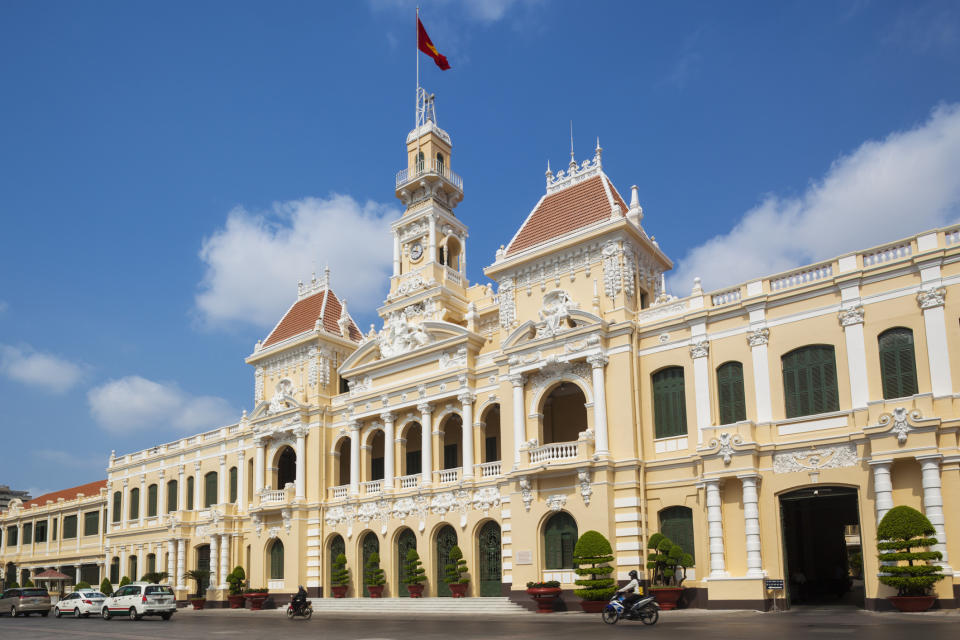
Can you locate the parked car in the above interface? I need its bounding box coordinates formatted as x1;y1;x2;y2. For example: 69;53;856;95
0;587;52;617
54;590;107;618
101;583;175;621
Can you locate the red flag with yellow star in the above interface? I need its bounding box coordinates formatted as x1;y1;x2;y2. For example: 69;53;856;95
417;18;450;70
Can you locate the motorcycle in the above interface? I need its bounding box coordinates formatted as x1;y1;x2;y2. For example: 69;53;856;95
286;596;313;620
602;593;659;625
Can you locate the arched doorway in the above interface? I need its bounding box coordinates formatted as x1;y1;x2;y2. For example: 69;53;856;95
336;437;351;487
435;525;457;597
402;422;422;478
328;535;345;597
369;431;385;481
277;446;296;489
543;511;577;570
481;404;501;464
269;539;284;580
541;382;587;444
478;521;502;597
361;532;379;598
780;486;863;607
195;544;211;594
396;528;417;597
440;414;462;474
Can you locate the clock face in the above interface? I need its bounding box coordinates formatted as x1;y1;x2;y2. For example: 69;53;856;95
410;242;423;261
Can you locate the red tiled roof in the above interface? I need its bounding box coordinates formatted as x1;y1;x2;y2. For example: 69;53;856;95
263;289;362;347
506;174;628;256
34;569;72;580
26;480;106;508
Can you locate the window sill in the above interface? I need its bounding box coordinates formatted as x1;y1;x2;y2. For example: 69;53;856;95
776;411;850;436
653;434;689;454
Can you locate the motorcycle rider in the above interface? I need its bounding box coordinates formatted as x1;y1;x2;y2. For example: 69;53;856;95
291;585;308;613
616;570;643;614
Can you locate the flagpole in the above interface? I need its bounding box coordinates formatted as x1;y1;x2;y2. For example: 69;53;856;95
416;6;421;174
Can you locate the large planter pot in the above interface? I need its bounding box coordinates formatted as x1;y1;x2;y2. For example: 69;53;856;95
651;587;683;611
579;600;607;613
331;586;348;598
407;584;425;598
227;594;245;609
246;593;268;610
449;583;468;598
367;585;384;598
190;598;206;610
526;587;562;613
889;595;936;612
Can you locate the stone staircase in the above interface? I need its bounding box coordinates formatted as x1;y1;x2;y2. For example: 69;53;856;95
306;596;532;615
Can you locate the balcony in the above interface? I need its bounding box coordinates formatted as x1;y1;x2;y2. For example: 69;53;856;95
399;474;420;489
526;437;593;466
329;485;349;500
396;159;463;192
260;489;285;504
436;468;461;484
477;461;501;478
361;480;382;495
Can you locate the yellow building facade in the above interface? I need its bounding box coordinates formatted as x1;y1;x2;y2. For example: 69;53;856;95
2;98;959;610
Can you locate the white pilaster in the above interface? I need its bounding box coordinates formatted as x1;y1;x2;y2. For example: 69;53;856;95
918;455;951;572
748;328;772;422
166;540;175;585
917;288;952;397
219;534;229;589
106;484;114;534
459;392;476;478
237;450;246;510
839;305;869;409
418;403;433;485
689;334;711;442
254;438;266;493
393;234;401;277
193;462;202;509
294;426;307;499
587;355;610;454
428;214;437;263
870;460;894;523
136;544;144;581
158;470;167;516
349;422;361;495
507;374;525;469
218;455;227;505
176;539;186;590
382;412;396;490
209;535;218;592
739;474;763;577
121;479;129;525
705;479;727;577
178;465;185;512
139;475;146;527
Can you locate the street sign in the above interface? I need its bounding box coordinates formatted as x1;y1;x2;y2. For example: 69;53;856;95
764;579;784;590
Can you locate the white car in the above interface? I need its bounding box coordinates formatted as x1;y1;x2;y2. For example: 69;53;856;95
55;590;107;618
101;583;176;621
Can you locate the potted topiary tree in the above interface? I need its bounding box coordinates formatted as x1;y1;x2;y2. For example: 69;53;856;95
443;545;470;598
573;530;616;613
646;533;693;610
226;566;246;608
403;549;427;598
525;580;562;613
99;578;113;597
365;552;386;598
331;553;350;598
183;569;211;610
877;505;945;612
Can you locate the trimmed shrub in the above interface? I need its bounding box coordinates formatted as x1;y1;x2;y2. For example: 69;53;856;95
119;575;131;587
99;578;113;596
403;549;426;585
572;530;616;601
877;505;944;597
74;581;91;590
331;553;350;587
365;552;386;588
8;582;20;589
443;545;469;585
24;579;35;588
646;534;693;587
226;566;246;595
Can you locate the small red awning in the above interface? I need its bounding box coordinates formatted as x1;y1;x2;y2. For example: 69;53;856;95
33;570;72;580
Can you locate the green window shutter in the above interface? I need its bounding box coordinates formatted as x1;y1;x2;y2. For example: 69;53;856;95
205;472;218;508
544;531;561;569
63;515;77;539
112;492;122;522
129;488;139;520
187;477;195;510
167;481;178;512
147;485;158;517
879;328;918;399
52;518;57;540
543;512;578;570
23;523;32;545
659;506;696;562
229;467;238;503
782;346;839;418
717;362;746;424
270;541;284;580
653;367;687;438
84;511;99;536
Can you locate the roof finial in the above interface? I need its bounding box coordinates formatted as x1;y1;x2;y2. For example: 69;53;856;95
569;120;576;170
595;136;602;164
545;159;553;188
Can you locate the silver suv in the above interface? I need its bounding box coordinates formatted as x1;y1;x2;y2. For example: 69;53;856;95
101;583;176;621
0;587;52;617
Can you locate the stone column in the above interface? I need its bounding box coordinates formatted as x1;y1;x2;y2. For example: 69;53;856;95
381;412;396;490
747;328;773;423
839;306;869;409
349;422;361;495
918;455;951;571
917;287;953;397
254;437;266;494
418;403;434;485
104;548;111;583
75;565;81;585
167;540;175;584
587;355;610;454
176;539;186;590
139;474;146;526
237;450;246;510
739;474;763;577
704;479;727;577
428;214;437;263
294;426;307;500
458;392;476;478
506;374;526;469
870;460;894;523
219;534;229;589
193;462;202;509
209;535;218;591
218;455;227;505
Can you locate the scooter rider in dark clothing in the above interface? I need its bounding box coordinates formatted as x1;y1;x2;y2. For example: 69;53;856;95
292;585;308;612
617;570;642;613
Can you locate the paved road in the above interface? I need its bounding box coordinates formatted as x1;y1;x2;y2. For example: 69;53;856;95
1;606;957;640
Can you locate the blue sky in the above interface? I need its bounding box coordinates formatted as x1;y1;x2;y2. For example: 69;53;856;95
2;0;959;495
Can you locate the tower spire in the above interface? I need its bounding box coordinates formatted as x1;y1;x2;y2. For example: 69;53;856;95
569;120;576;170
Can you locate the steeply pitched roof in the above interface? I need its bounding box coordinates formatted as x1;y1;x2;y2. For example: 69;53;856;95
263;289;362;347
506;173;628;256
26;480;106;508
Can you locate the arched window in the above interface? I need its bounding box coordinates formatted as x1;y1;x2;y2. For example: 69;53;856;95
481;404;501;463
542;382;587;444
204;471;218;508
416;151;425;173
543;512;577;570
112;491;122;522
652;367;687;438
269;540;284;580
436;151;445;175
109;557;120;584
146;553;156;575
878;328;919;399
129;487;140;520
229;467;238;503
782;345;839;418
166;480;178;512
277;447;296;489
329;535;345;595
186;476;195;510
402;422;422;477
717;362;746;425
128;555;138;581
336;438;352;486
147;484;158;517
658;506;695;562
440;414;462;471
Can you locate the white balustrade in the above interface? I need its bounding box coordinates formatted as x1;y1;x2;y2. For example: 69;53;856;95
260;490;285;504
862;242;912;266
399;474;420;489
769;262;834;291
710;288;742;306
478;461;501;477
529;441;579;464
330;485;349;499
444;267;462;285
437;468;461;484
946;228;960;246
361;480;382;495
395;159;463;191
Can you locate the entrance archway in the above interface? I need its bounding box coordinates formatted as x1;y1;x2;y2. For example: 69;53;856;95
541;382;587;444
328;535;345;597
276;446;296;489
361;532;379;598
435;525;457;597
480;404;501;463
779;486;863;607
336;437;351;486
396;528;417;597
195;544;211;594
478;521;502;596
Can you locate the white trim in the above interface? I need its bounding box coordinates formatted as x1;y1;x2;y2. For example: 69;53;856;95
777;414;849;436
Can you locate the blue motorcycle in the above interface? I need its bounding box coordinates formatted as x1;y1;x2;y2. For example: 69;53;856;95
602;593;660;625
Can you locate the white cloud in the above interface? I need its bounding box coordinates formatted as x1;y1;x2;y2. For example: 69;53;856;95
87;375;237;435
670;103;960;293
0;344;86;393
195;195;396;330
369;0;536;24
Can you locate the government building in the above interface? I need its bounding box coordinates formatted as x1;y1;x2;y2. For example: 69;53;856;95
2;93;959;611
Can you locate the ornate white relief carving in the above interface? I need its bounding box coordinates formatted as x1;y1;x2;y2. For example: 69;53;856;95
267;526;281;540
622;248;637;298
390;272;432;301
251;513;263;536
602;242;622;299
917;286;946;310
392;498;415;521
637;300;688;322
546;148;603;194
772;444;858;473
879;407;923;445
497;277;516;329
528;360;591;395
546;494;567;512
577;469;592;506
439;347;468;369
708;432;743;465
689;339;709;359
472;487;501;515
307;346;319;387
747;328;770;347
255;366;264;403
534;290;578;339
519;476;533;512
268;378;296;414
349;376;373;397
378;314;432;358
837;305;865;327
565;334;601;353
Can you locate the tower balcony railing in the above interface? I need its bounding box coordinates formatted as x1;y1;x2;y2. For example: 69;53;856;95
260;489;286;504
396;159;463;192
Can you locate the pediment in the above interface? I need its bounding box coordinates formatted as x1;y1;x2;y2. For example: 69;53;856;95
502;308;603;349
340;320;472;372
